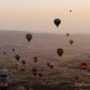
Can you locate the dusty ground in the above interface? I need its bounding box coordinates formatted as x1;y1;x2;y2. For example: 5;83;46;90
0;31;90;89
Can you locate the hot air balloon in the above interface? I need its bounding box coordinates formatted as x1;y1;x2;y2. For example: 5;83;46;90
32;68;38;77
20;66;25;71
33;57;38;63
22;60;26;65
3;51;6;55
12;48;15;52
49;64;54;70
70;10;72;12
81;62;88;70
14;61;20;69
69;40;74;45
54;19;61;27
15;54;20;61
26;33;32;42
47;62;51;67
66;33;69;37
57;48;64;56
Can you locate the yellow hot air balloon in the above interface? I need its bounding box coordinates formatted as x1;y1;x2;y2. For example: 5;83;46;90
20;66;25;71
57;48;64;56
69;40;74;45
26;33;32;42
14;61;20;69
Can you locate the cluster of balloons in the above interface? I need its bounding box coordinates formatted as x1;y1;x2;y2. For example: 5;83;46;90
54;16;89;78
2;9;90;81
23;16;75;76
14;54;27;70
54;18;74;57
4;10;89;79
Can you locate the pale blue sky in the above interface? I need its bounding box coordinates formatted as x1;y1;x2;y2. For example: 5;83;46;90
0;0;90;34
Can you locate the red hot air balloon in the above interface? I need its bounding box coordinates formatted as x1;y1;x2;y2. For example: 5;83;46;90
32;68;38;77
81;62;88;70
49;65;54;70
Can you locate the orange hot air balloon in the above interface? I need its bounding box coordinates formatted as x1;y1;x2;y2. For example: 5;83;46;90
57;48;64;56
69;40;74;45
26;33;32;42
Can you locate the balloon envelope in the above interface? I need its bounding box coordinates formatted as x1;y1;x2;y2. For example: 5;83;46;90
54;19;61;27
3;52;6;55
12;48;15;52
81;62;88;70
69;40;74;45
15;54;20;61
22;60;26;65
66;33;69;37
26;33;32;42
70;10;72;12
47;62;51;67
49;65;54;69
57;48;64;56
33;57;38;63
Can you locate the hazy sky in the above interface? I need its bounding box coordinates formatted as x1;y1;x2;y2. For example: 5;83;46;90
0;0;90;34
